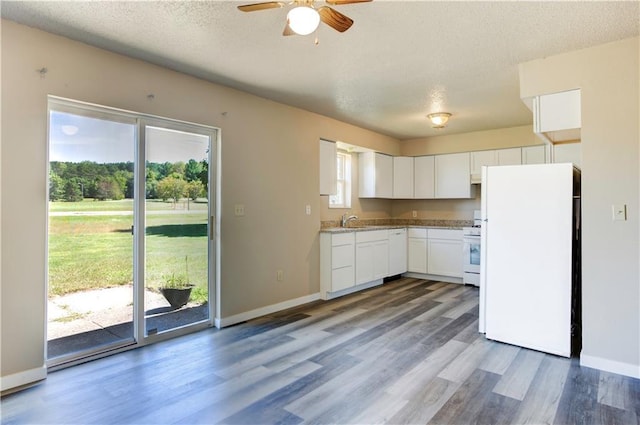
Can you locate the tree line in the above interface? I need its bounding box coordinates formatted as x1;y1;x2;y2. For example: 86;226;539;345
50;159;208;202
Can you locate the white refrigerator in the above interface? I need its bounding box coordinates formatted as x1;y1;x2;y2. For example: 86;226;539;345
479;163;580;357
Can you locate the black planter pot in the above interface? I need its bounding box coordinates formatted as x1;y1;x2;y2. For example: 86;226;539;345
160;285;194;309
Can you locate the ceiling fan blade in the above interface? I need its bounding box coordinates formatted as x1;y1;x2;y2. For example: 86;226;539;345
283;22;296;36
318;6;353;32
325;0;372;4
238;2;285;12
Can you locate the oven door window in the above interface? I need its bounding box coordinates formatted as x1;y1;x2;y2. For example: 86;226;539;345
470;242;481;265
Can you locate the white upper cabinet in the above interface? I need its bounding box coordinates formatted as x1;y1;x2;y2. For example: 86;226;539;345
359;152;393;198
522;145;547;165
393;156;414;199
470;150;497;183
534;89;581;143
435;152;473;199
553;142;581;169
496;148;522;166
414;156;435;199
319;139;337;195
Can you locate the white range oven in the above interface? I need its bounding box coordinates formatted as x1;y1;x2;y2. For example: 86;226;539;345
462;220;482;287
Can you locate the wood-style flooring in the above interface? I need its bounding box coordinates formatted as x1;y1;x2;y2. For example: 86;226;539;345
2;278;639;424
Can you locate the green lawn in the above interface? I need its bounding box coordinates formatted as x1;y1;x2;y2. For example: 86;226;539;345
49;198;208;212
48;200;209;304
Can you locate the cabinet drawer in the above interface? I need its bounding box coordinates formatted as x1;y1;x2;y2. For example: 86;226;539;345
356;230;388;243
332;244;354;269
408;228;427;238
332;232;354;246
388;228;406;237
428;228;463;240
332;266;354;291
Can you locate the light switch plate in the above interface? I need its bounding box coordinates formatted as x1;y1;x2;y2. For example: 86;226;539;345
612;204;627;221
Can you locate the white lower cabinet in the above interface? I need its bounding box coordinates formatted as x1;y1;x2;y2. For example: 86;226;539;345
322;226;463;299
407;228;463;280
407;228;427;273
355;230;389;284
388;229;407;275
427;229;463;278
320;232;355;298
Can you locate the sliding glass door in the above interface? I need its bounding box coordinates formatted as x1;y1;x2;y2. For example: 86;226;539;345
142;123;212;336
47;107;137;361
47;99;217;365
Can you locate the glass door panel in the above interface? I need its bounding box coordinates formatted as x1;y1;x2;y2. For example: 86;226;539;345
143;125;210;335
47;109;136;361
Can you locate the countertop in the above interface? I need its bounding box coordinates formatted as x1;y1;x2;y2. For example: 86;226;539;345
320;224;464;234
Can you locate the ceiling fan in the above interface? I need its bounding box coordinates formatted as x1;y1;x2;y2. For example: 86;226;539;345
238;0;372;37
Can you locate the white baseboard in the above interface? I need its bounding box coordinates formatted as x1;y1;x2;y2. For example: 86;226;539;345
580;353;640;378
403;273;463;284
1;365;47;392
218;293;321;328
323;279;383;300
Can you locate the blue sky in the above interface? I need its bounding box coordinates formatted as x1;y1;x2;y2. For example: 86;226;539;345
49;111;209;164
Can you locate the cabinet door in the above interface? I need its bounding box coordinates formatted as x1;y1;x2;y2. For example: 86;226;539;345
553;143;581;169
522;145;547;164
407;238;427;273
376;153;393;198
428;239;463;278
414;156;435;199
319;140;337;195
435;153;472;199
538;89;581;133
355;242;374;284
388;230;407;276
497;148;522;166
331;266;355;292
372;240;389;279
470;150;497;177
393;157;414;199
358;152;392;198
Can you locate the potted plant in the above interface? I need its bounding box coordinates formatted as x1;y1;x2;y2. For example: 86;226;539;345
159;256;194;309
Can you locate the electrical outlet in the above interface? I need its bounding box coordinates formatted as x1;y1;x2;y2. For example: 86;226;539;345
412;210;418;218
276;270;284;281
305;205;311;215
234;204;245;217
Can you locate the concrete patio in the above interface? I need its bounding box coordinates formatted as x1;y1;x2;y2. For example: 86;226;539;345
47;285;209;358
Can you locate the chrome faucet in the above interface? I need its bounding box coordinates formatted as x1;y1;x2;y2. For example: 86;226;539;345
341;213;358;227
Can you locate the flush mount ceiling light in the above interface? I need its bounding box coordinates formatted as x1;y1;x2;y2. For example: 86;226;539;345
287;6;321;35
427;112;452;129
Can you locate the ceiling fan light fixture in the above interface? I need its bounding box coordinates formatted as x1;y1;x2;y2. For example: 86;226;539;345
287;6;320;35
427;112;452;129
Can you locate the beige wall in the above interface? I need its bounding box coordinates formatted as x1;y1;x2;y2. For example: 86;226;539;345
520;37;639;377
400;125;539;156
0;20;400;383
391;195;480;221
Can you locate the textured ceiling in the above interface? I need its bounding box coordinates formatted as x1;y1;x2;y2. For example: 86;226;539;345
2;1;638;140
